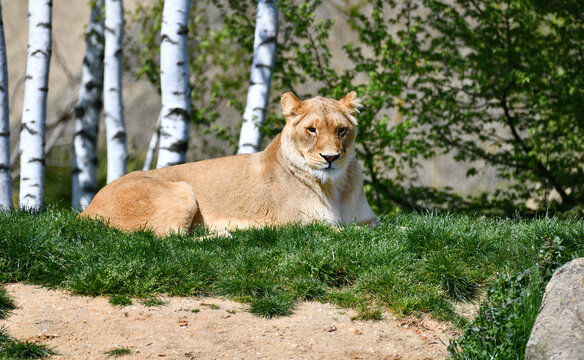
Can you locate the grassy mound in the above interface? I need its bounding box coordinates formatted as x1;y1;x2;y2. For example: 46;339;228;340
1;208;583;358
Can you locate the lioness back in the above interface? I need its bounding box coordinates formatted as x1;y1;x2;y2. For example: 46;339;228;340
80;92;376;235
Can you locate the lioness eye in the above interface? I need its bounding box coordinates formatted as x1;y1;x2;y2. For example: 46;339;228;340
307;127;316;134
338;127;347;137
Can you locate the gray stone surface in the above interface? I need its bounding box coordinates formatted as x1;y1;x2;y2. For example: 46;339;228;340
525;257;584;360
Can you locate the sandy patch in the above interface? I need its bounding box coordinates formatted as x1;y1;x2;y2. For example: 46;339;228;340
1;283;458;359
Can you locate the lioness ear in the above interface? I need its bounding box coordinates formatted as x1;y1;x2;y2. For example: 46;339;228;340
281;92;303;117
339;91;362;116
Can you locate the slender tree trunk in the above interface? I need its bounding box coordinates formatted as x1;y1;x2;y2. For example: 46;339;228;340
237;0;278;155
72;0;104;210
19;0;52;211
143;114;160;171
156;0;192;168
0;3;11;210
103;0;127;183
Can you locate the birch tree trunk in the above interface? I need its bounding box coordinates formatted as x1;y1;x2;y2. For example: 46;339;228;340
156;0;192;168
19;0;52;211
72;0;104;209
143;115;160;171
236;0;278;155
103;0;127;183
0;3;11;210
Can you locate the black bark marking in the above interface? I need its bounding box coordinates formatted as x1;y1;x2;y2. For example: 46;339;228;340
25;75;32;80
160;139;188;153
171;91;186;96
21;123;38;135
259;36;277;46
159;130;172;137
112;130;126;140
75;106;85;119
74;129;97;143
255;63;272;69
0;164;10;171
91;98;103;108
0;131;9;136
36;22;52;29
24;194;37;199
84;80;100;91
87;29;105;44
31;49;49;57
177;25;188;35
240;143;258;150
29;158;45;165
161;34;178;45
177;61;185;66
39;87;49;92
166;107;188;118
81;184;97;193
252;107;264;112
114;48;122;58
158;161;182;167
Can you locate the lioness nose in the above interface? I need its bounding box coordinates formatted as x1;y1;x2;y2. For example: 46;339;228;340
320;153;340;164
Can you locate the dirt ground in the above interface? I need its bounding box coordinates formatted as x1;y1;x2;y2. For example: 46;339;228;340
1;283;460;360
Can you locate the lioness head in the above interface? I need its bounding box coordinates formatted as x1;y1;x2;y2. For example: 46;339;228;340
280;92;361;183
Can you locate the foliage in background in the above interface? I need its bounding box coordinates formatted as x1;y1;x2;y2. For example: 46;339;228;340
412;0;584;213
129;0;584;215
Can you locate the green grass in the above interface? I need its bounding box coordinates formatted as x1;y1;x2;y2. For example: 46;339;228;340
0;289;53;359
141;296;167;307
109;294;132;307
249;294;294;318
448;235;567;359
1;208;583;359
0;288;16;320
104;347;132;357
0;326;54;359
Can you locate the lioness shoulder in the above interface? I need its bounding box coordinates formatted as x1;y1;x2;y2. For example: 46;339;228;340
81;92;376;235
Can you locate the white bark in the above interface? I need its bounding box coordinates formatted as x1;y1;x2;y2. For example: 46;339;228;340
19;0;52;211
156;0;192;168
103;0;127;183
237;0;278;155
143;115;160;171
72;0;104;209
0;3;11;210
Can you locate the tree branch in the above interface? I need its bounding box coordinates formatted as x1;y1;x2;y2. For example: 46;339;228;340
499;94;571;205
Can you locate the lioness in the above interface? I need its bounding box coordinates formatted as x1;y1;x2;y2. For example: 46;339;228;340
81;92;376;235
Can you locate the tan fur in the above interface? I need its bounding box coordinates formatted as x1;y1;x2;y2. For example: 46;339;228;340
81;92;376;236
